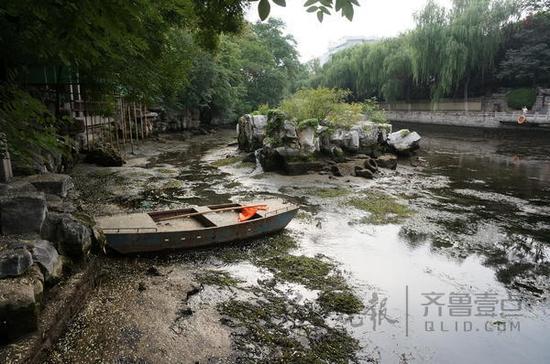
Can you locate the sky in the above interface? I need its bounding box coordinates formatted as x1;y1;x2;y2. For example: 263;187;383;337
245;0;452;62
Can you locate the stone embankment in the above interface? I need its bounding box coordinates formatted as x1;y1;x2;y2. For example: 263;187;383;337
237;112;421;177
0;173;96;344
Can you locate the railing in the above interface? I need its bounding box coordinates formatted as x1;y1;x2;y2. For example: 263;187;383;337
264;205;296;217
101;227;158;233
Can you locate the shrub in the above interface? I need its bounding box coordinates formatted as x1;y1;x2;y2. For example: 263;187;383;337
326;103;364;129
363;98;387;124
297;118;319;130
506;88;536;110
251;103;270;115
279;88;350;122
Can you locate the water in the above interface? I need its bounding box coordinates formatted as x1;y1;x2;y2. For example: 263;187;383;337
54;127;550;363
210;125;550;363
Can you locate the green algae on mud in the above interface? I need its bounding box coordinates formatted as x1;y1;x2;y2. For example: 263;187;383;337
318;290;364;315
306;187;351;199
347;191;412;224
195;270;244;287
256;254;344;291
211;156;241;167
218;282;361;364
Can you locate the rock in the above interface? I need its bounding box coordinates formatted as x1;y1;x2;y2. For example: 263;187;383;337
360;121;393;147
0;181;37;196
283;160;325;175
376;154;398;170
0;246;33;278
297;127;320;154
257;146;284;172
0;265;43;342
41;213;92;259
280;120;298;141
85;143;125;167
237;114;268;152
330;146;345;161
242;152;256;163
24;173;73;198
387;129;421;153
146;265;163;276
46;193;76;213
355;168;375;179
0;192;47;235
12;240;62;282
363;158;379;173
331;165;343;177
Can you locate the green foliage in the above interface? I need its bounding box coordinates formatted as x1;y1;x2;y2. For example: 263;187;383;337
279;87;350;121
252;103;271;115
326;102;364;128
296;118;319;130
251;0;360;22
363;98;387;124
506;88;537;109
310;0;522;102
0;86;64;166
497;12;550;86
265;109;288;142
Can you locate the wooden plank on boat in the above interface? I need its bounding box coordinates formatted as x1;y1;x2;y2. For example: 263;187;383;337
95;213;157;232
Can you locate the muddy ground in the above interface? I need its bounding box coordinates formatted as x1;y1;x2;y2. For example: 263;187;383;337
42;127;550;363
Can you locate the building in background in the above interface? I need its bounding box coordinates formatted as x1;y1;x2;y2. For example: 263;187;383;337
319;36;379;65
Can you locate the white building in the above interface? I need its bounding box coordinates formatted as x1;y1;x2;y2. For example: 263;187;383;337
319;36;379;65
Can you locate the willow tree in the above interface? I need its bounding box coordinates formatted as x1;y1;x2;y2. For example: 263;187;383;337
411;0;518;101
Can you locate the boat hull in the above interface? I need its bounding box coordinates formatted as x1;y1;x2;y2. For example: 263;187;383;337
104;207;298;254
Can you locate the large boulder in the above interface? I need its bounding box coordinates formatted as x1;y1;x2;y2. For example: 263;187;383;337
24;173;73;198
0;192;47;235
0;246;33;278
237;114;268;152
41;213;92;259
0;265;43;342
297;127;320;155
387;129;421;154
360;121;392;147
84;143;125;167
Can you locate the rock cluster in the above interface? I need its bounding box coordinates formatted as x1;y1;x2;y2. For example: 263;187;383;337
0;173;93;343
237;112;421;176
84;143;125;167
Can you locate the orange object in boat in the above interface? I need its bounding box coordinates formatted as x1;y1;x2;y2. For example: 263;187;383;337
239;205;268;222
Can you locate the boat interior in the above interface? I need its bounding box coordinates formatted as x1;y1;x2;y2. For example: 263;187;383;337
95;200;292;233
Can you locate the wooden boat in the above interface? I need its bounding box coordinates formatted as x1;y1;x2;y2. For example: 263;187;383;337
95;199;299;254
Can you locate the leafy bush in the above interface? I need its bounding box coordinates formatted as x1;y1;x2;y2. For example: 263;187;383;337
362;98;387;124
252;103;270;115
297;118;319;130
265;109;288;146
279;88;351;122
506;88;536;110
326;103;364;129
0;85;64;167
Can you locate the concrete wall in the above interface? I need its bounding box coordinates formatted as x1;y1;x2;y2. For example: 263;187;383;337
384;99;482;112
386;111;550;129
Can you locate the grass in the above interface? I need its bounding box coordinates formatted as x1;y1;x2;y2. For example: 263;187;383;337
306;187;351;199
211;156;241;167
346;191;412;224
